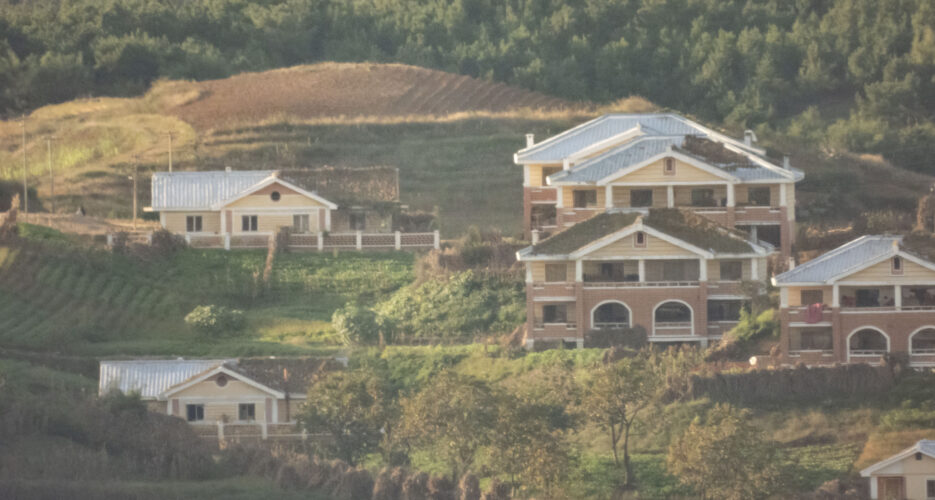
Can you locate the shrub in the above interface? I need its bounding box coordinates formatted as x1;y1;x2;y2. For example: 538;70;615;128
332;303;392;345
184;305;246;336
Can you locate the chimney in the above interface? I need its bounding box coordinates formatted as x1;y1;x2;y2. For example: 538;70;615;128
782;156;790;169
563;158;571;171
526;134;535;148
225;166;232;173
531;229;540;245
744;130;757;146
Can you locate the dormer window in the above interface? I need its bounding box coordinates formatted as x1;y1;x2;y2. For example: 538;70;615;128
664;158;676;175
892;256;903;275
635;231;647;248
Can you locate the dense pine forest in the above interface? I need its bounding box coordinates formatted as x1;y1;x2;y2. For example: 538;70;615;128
1;0;934;173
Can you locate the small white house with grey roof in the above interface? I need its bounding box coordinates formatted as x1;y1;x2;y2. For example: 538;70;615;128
514;113;803;258
861;439;935;499
773;235;935;366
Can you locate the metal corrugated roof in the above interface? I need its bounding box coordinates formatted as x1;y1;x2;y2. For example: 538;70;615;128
516;113;755;163
151;170;274;210
99;359;230;399
774;236;901;284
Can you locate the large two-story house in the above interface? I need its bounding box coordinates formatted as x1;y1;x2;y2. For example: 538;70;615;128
515;114;803;258
516;209;771;349
773;235;935;367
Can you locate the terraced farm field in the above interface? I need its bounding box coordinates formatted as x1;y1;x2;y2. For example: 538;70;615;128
0;231;414;356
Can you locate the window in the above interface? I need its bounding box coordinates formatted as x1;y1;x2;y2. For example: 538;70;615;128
634;231;646;248
691;188;716;207
856;288;881;307
542;304;567;323
293;214;310;233
719;261;743;281
270;191;281;202
791;328;833;351
545;263;567;283
185;215;203;233
531;204;557;228
708;300;743;321
215;375;227;387
573;190;597;208
186;404;204;422
926;479;935;499
630;189;653;207
748;187;771;206
892;256;903;275
238;403;256;421
241;215;258;232
349;212;366;230
664;158;676;175
800;289;824;306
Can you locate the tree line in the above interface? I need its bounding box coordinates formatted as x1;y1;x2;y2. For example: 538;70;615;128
1;0;935;172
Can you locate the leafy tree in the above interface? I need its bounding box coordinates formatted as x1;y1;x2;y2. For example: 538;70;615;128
396;371;496;479
299;368;397;465
578;352;661;488
667;403;784;500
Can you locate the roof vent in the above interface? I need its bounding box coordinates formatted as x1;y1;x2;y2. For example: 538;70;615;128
526;133;535;147
744;130;757;146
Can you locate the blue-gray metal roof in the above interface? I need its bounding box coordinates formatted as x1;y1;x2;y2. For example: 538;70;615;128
774;236;900;284
99;359;230;399
516;113;755;164
151;170;274;210
550;136;793;184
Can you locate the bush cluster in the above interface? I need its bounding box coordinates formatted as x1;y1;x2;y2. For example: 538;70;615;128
184;305;246;336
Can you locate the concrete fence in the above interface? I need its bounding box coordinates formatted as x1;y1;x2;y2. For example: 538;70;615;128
108;230;441;252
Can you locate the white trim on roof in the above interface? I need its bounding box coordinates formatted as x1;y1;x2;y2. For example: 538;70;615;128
565;126;644;162
860;440;935;476
595;148;739;186
569;222;714;260
160;365;285;400
214;176;338;210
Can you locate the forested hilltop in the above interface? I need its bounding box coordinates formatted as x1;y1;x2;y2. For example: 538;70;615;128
1;0;934;173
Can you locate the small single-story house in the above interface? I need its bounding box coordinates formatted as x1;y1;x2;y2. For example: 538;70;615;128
861;439;935;499
99;358;337;436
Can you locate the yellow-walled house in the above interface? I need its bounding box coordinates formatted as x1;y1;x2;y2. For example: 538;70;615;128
514;114;803;258
99;358;339;440
861;440;935;499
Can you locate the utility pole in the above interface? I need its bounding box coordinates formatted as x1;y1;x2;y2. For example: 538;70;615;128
167;132;173;172
21;115;27;219
129;159;139;230
46;137;55;214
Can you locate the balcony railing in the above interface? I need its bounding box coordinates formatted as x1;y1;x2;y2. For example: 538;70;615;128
584;280;700;288
532;321;577;330
594;322;630;329
849;349;887;356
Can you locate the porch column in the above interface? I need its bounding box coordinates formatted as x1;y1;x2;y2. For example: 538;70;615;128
556;188;564;208
575;260;583;282
638;259;646;282
751;258;759;280
605;185;613;208
832;284;840;308
699;259;707;282
895;285;902;310
667;185;674;208
726;183;735;207
780;287;789;308
750;225;758;242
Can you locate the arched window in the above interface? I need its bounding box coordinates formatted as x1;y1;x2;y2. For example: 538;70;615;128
655;301;692;324
911;328;935;354
593;302;630;329
849;328;888;355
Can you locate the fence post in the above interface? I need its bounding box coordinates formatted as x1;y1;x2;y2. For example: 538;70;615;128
106;233;113;247
185;233;191;245
217;420;224;442
433;230;440;250
317;232;324;251
147;232;154;245
395;230;401;250
356;230;362;251
224;234;231;251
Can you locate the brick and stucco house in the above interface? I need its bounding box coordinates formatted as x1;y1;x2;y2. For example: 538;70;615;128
773;235;935;366
515;113;803;258
516;208;771;349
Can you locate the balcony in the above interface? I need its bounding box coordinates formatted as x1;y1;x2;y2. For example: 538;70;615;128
531;282;576;297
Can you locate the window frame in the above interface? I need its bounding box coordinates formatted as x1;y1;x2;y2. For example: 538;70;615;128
238;403;256;422
542;304;567;323
186;215;203;233
186;403;205;422
719;260;743;281
800;289;825;306
926;478;935;499
572;190;597;209
241;215;258;232
630;189;653;208
892;256;903;275
293;214;310;233
634;231;647;248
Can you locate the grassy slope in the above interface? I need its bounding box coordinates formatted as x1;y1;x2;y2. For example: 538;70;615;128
0;226;413;356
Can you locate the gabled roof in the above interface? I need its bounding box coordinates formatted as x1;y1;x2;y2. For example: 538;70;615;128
773;235;935;285
860;440;935;476
518;208;767;259
161;365;286;399
99;359;231;399
213;174;337;210
548;135;800;185
151;170;273;210
515;113;764;164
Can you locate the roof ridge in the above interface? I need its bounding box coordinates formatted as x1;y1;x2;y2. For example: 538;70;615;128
516;114;611;157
